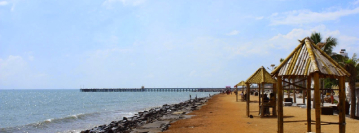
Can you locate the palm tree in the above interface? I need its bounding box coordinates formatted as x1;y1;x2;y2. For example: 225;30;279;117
310;32;322;45
310;32;338;56
310;32;341;108
341;53;359;118
323;37;337;56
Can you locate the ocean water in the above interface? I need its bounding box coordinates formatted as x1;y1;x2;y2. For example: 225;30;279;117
0;89;218;133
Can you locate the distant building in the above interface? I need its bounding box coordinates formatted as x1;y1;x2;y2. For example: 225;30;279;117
331;49;348;57
339;49;348;57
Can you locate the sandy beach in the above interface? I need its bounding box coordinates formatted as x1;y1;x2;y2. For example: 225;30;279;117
165;94;359;133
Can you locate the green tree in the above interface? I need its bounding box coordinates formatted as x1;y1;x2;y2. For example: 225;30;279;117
310;32;338;56
323;37;337;56
340;53;359;118
310;32;322;45
310;32;339;90
280;58;284;63
324;78;338;89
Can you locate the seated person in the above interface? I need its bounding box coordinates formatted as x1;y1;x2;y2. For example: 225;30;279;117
262;94;270;116
269;93;275;106
263;94;269;103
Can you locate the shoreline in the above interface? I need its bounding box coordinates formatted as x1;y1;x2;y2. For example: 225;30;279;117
80;94;215;133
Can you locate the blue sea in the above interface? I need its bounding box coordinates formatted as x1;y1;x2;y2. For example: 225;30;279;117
0;89;218;133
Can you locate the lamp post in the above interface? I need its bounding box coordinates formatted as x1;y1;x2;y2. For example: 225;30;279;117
267;64;276;71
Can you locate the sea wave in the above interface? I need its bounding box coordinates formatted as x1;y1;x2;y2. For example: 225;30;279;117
0;112;101;133
38;112;98;125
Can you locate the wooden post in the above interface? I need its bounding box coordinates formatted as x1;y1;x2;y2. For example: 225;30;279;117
288;79;291;98
242;85;244;93
246;83;250;117
338;76;346;133
262;83;265;95
236;86;238;102
277;76;283;133
306;76;312;132
273;83;277;116
261;83;265;117
293;79;297;103
303;79;305;104
314;72;321;133
320;79;324;106
259;83;261;112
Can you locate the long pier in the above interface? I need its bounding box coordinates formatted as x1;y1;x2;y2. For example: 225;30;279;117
80;88;224;92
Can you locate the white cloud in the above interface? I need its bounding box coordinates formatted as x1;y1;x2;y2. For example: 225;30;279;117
226;30;239;36
354;0;359;5
189;70;197;77
270;7;359;25
93;35;121;47
270;28;309;42
255;16;264;20
244;15;265;20
0;1;8;6
28;56;34;61
267;25;359;55
269;25;331;49
102;0;145;8
0;55;48;89
11;3;14;11
336;35;359;54
0;55;26;71
271;12;279;17
92;48;132;59
223;42;266;56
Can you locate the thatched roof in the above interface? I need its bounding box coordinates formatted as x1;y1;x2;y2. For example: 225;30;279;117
246;66;276;84
236;81;246;86
271;37;350;77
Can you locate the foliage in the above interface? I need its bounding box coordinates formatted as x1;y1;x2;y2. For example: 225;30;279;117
339;53;359;81
280;58;284;63
310;32;337;55
324;78;338;89
339;53;359;118
323;37;337;56
309;32;340;88
331;54;345;62
310;32;322;44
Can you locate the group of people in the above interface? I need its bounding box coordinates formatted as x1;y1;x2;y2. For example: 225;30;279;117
237;90;275;116
221;90;233;95
226;90;276;116
261;93;276;116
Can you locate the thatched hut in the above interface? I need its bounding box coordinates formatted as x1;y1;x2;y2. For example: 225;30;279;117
245;66;277;117
271;37;350;133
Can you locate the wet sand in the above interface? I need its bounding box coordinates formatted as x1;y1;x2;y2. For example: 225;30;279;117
165;94;359;133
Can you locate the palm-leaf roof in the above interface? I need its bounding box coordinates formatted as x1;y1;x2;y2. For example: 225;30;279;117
236;81;246;86
271;37;350;77
246;66;276;84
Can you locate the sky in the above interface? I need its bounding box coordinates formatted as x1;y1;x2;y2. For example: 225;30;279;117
1;0;359;89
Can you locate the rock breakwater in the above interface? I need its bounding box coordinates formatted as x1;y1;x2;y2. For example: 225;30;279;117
81;95;213;133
